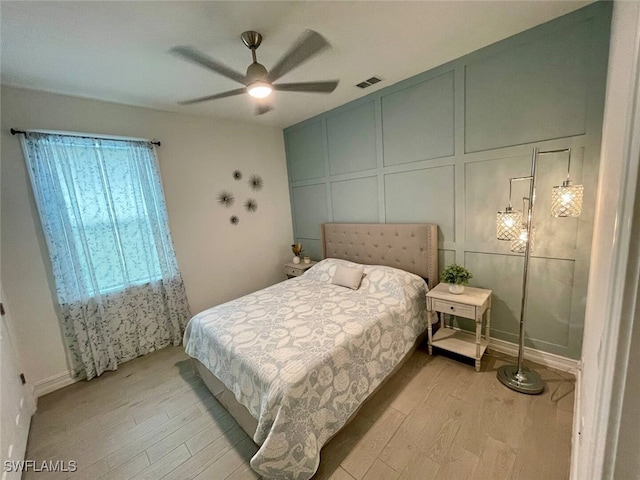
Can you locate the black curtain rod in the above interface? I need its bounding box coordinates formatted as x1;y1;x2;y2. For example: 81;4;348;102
10;128;161;147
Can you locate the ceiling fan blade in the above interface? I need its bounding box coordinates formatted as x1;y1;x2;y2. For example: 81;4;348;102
273;81;339;93
268;30;331;82
170;46;246;85
178;87;246;105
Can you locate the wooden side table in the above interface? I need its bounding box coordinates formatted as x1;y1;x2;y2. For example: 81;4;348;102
426;283;492;371
284;261;316;279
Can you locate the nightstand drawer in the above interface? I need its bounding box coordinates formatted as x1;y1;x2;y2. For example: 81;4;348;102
285;266;303;277
284;261;316;279
432;299;476;319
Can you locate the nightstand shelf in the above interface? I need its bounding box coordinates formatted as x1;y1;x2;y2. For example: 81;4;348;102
431;327;490;359
426;283;492;371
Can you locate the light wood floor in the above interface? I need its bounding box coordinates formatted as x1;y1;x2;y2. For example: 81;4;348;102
24;344;574;480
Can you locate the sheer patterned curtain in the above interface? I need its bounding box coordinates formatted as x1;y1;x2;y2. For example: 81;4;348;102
20;132;190;380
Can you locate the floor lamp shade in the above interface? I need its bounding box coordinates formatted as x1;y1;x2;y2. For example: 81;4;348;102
551;182;584;217
496;210;523;240
511;225;535;254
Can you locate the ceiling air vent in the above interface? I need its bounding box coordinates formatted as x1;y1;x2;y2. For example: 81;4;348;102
356;76;382;89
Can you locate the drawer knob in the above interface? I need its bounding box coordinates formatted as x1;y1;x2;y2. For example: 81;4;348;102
450;306;454;310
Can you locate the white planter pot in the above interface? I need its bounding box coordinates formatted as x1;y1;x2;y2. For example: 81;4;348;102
292;256;301;264
448;284;464;294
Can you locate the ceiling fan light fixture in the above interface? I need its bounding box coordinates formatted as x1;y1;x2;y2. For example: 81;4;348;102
172;29;336;112
247;81;273;98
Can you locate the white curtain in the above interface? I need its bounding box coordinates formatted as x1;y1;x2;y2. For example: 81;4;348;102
20;132;190;380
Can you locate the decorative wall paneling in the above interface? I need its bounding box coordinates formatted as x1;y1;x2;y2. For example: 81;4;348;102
284;2;611;359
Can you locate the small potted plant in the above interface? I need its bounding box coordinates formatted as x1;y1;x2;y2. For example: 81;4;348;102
440;263;473;294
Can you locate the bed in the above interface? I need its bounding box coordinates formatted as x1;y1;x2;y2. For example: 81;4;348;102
183;223;438;479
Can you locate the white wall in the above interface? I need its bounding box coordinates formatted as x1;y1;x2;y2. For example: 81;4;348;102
1;97;36;477
0;86;293;395
573;1;640;479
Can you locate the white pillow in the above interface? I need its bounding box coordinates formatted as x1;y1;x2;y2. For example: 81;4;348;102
331;264;365;290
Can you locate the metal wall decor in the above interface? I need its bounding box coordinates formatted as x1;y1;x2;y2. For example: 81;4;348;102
249;174;263;191
217;191;234;207
218;172;263;225
244;199;257;212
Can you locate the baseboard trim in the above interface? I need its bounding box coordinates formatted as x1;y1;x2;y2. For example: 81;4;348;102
570;364;582;480
488;337;580;374
33;340;578;396
33;370;80;398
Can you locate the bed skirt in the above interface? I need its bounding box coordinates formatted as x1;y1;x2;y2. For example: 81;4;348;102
191;358;260;441
189;330;428;449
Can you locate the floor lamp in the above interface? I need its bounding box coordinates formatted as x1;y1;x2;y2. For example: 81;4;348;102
495;147;583;394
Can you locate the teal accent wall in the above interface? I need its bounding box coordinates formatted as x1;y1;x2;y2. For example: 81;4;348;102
283;2;611;359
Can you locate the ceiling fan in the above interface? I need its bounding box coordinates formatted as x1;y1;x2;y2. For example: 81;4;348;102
171;30;339;115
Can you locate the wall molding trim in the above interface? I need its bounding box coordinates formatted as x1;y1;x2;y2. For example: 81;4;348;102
488;337;580;374
284;1;612;360
33;370;80;398
585;3;640;478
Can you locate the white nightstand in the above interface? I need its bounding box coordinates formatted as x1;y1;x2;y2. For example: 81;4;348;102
426;283;492;371
284;261;316;279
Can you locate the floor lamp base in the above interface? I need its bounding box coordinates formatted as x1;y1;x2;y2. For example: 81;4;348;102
497;364;544;395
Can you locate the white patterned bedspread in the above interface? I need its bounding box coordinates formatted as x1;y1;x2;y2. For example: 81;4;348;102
183;258;428;479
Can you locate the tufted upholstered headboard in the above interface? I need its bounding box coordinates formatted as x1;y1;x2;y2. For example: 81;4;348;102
320;223;439;289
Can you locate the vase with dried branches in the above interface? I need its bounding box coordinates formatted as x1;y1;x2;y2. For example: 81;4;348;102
291;243;303;264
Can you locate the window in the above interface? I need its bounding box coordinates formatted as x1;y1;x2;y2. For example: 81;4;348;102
20;131;190;379
22;133;180;299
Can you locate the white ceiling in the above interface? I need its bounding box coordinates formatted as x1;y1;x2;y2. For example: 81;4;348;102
0;1;592;129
